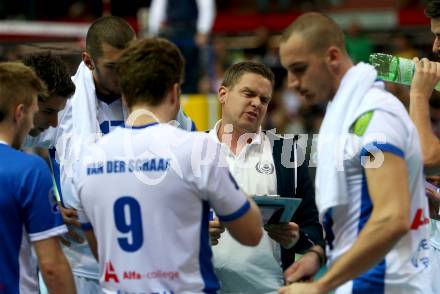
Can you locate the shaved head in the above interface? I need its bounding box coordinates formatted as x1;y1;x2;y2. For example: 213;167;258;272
281;12;346;54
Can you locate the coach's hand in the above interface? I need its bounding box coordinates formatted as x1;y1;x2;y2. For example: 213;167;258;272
60;206;84;246
265;222;300;249
209;219;225;246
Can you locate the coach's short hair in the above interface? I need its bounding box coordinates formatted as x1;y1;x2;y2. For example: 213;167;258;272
426;1;440;19
22;51;75;101
221;61;275;90
0;62;46;122
86;16;136;60
116;38;185;108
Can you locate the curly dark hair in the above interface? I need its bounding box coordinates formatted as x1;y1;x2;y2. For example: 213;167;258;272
426;1;440;18
116;38;184;107
22;51;75;100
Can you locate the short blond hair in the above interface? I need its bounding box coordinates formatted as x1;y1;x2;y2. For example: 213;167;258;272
0;62;46;122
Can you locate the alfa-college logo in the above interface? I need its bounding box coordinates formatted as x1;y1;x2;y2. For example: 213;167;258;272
104;261;120;283
255;160;274;175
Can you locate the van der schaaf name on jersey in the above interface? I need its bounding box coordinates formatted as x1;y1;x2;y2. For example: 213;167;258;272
86;158;171;175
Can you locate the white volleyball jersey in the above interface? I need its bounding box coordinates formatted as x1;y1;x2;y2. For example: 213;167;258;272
322;88;431;294
75;123;249;294
57;96;126;280
25;93;196;280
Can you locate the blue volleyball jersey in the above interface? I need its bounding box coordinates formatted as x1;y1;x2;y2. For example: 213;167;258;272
0;142;66;294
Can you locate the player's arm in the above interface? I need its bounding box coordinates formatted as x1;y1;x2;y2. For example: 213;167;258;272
34;237;76;294
76;200;98;260
426;176;440;220
410;58;440;173
220;196;262;246
281;152;411;294
22;157;75;293
84;228;99;261
198;137;263;246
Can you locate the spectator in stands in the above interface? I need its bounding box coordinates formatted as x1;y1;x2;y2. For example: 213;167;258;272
345;22;373;64
149;0;216;93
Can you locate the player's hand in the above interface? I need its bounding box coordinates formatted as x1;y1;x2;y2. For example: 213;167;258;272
284;250;321;284
410;57;440;101
426;184;440;202
60;206;84;246
209;219;225;246
427;175;440;186
279;282;324;294
265;222;300;249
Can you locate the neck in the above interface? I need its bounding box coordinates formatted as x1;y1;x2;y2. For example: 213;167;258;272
96;92;120;104
93;75;120;103
126;104;174;127
334;58;355;91
217;119;257;155
0;123;14;146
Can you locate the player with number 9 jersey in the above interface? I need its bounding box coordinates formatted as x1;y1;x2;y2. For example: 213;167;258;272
74;123;262;294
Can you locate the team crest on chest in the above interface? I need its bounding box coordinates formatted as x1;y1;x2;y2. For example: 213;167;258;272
255;160;274;175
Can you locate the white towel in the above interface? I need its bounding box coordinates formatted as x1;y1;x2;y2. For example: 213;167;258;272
69;62;102;160
69;62;195;159
315;62;380;217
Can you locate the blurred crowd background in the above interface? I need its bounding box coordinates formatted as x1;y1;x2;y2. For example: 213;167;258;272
0;0;439;146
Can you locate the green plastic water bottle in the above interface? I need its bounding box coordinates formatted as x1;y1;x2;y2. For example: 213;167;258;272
369;53;440;91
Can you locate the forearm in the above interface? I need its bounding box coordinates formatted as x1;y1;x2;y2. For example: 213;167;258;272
84;230;99;260
294;223;324;253
41;256;76;294
316;219;407;292
410;94;440;167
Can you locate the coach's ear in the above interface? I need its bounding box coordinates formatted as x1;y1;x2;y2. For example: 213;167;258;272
82;52;95;71
218;86;228;105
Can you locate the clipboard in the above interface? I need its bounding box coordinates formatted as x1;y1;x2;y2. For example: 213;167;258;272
252;195;302;224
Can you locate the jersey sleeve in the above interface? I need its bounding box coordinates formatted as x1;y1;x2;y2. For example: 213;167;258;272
76;202;92;231
71;154;92;230
194;136;250;222
20;156;67;242
354;110;407;159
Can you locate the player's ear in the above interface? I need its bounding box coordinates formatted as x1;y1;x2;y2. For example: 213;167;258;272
170;83;180;105
82;52;95;71
13;103;26;124
169;83;181;120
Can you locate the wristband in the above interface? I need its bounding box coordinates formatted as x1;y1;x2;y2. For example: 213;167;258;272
306;248;326;267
